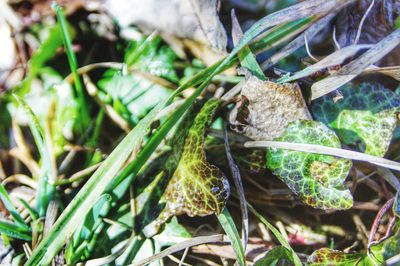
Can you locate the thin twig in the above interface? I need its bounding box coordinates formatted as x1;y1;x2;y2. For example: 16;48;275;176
353;0;375;44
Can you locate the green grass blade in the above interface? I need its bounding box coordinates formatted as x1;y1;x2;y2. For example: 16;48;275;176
13;95;56;217
0;220;31;241
19;198;39;221
247;203;302;266
0;183;29;229
231;9;265;80
52;2;90;129
217;208;246;266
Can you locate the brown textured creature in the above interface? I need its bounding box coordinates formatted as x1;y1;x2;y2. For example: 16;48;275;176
230;76;312;141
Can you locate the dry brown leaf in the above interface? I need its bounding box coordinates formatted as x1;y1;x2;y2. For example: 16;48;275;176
230;76;311;141
104;0;227;56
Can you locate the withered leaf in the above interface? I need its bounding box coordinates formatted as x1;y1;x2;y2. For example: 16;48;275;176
230;76;311;141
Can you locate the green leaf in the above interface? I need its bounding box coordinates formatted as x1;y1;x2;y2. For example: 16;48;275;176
17;23;75;94
307;248;372;266
312;83;400;157
13;95;56;217
53;3;90;130
366;226;400;265
266;120;353;210
247;203;301;266
231;10;266;80
0;220;31;241
98;70;173;125
156;99;229;224
217;208;246;266
28;25;74;79
254;246;293;266
0;183;29;229
125;35;179;83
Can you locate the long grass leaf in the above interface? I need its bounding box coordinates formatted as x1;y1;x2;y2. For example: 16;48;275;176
0;183;29;229
13;95;56;217
278;44;372;83
217;208;246;266
0;220;31;241
262;13;336;70
224;125;248;250
247;203;302;266
52;3;90;128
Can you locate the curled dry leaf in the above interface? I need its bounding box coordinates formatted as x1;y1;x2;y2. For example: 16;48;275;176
156;98;230;225
312;82;400;157
266;120;353;210
230;75;312;141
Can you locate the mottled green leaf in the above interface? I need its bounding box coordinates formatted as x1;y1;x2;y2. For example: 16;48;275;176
266;120;353;210
157;98;230;224
312;83;400;157
307;248;372;266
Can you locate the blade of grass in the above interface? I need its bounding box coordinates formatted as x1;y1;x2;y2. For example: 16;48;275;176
217;208;246;266
0;220;31;241
25;99;166;266
0;183;29;229
52;3;90;130
261;13;336;70
278;44;373;83
247;203;302;266
250;17;314;54
13;95;56;218
231;9;265;80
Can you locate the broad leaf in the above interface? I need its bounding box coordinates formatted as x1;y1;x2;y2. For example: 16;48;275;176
98;70;173;125
312;83;400;157
157;98;230;224
266;120;353;210
125;35;179;83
